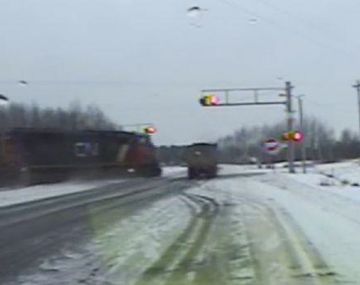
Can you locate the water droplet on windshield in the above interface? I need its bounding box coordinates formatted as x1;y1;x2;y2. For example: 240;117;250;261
186;5;207;27
187;6;202;18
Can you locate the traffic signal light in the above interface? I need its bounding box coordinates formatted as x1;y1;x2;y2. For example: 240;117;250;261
199;95;220;106
144;127;157;134
281;131;304;142
281;132;291;141
292;131;304;142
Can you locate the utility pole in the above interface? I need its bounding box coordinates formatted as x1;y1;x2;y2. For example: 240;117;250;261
297;95;306;173
352;80;360;137
285;81;295;173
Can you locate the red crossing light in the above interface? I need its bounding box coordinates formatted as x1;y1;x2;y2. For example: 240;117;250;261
144;127;157;134
293;131;304;142
281;131;304;142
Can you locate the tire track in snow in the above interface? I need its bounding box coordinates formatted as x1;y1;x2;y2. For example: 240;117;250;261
237;195;338;285
135;193;220;285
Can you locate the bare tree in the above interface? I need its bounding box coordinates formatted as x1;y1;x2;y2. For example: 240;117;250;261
0;101;117;132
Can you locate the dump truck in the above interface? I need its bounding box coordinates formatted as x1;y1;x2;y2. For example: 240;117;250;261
183;143;218;179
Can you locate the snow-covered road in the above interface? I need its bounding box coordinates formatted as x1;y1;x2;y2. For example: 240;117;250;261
5;163;360;284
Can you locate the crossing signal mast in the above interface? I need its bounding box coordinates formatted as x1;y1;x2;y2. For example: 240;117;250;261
199;81;298;173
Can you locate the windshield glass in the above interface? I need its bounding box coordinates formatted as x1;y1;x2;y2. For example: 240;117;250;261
0;1;359;284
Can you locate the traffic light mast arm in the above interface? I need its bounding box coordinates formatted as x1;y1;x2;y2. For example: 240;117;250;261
212;101;286;107
201;87;285;92
200;87;286;107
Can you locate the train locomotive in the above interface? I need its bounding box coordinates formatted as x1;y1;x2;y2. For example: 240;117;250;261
0;128;162;185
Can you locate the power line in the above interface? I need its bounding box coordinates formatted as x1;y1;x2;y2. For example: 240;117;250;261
253;0;360;51
216;0;358;59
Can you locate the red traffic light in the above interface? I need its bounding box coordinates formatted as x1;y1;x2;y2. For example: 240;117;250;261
293;131;304;142
210;95;220;105
281;131;304;142
199;95;220;106
144;127;157;134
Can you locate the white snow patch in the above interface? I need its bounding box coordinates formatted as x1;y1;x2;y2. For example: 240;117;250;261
314;160;360;185
218;164;270;176
252;173;360;283
162;166;186;178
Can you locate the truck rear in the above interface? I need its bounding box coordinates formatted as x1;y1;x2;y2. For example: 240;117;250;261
183;143;218;179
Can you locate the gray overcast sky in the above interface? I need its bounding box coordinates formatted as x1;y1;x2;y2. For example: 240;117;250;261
0;0;359;145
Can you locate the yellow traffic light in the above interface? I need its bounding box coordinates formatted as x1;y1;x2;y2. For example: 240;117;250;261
199;95;220;106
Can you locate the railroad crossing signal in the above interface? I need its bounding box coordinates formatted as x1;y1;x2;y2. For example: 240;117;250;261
199;95;220;106
282;131;304;142
143;127;157;135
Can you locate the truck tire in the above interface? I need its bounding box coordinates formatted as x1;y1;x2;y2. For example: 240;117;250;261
188;168;195;179
207;168;217;179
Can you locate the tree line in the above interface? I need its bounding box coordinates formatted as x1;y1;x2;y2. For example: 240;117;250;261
0;101;117;132
5;103;358;164
158;117;360;165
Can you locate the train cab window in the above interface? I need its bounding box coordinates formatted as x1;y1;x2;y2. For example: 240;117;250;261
74;143;87;157
74;142;99;157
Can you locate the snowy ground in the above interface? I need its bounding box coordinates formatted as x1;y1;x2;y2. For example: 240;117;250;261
314;160;360;185
6;162;360;284
161;166;186;178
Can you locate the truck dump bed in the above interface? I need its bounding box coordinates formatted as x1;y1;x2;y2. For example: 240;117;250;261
183;143;218;179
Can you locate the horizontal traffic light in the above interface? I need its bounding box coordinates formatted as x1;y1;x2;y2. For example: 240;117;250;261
144;127;157;134
282;131;304;142
199;95;220;106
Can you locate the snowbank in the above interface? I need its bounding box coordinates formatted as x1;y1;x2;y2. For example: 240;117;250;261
161;166;186;177
218;164;270;175
254;173;360;282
